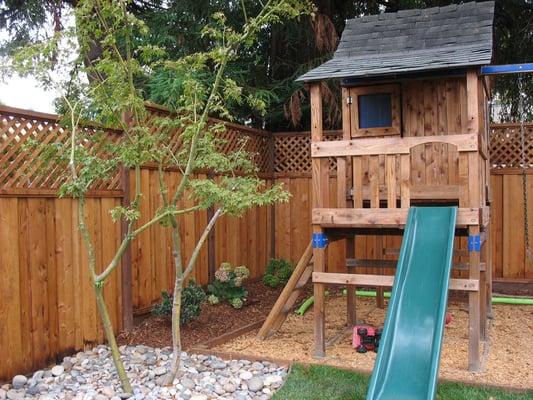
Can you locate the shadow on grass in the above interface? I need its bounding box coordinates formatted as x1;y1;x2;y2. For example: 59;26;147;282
272;364;533;400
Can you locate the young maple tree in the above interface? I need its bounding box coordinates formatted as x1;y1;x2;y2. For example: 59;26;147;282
4;0;313;393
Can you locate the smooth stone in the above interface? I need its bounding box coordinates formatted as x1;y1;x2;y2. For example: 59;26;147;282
214;384;225;395
144;356;157;366
247;377;264;392
189;395;207;400
6;390;24;400
211;361;226;369
95;395;108;400
0;389;5;400
32;370;45;381
222;383;236;393
181;377;196;390
51;365;64;377
26;386;40;396
264;375;283;386
62;359;74;371
11;376;27;390
196;365;207;372
251;362;264;371
101;387;115;397
239;371;253;380
153;366;166;376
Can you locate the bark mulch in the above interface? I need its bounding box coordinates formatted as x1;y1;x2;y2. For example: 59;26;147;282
117;280;305;350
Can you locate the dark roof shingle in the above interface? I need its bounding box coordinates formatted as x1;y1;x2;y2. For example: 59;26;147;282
297;1;494;82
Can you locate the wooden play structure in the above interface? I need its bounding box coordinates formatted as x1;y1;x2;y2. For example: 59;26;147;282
259;2;497;371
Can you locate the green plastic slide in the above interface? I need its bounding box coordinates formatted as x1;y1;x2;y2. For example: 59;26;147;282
366;207;457;400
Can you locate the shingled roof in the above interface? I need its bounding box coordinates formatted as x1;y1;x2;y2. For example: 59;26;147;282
297;1;495;82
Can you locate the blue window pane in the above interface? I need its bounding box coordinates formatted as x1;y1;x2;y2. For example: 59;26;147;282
358;93;392;129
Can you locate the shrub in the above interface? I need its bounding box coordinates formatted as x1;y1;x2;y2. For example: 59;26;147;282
263;258;294;288
152;290;173;316
263;274;280;288
152;280;207;325
208;262;249;308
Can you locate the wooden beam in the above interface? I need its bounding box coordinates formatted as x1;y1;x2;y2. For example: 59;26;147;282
312;272;479;292
347;258;486;272
311;134;478;158
312;207;481;228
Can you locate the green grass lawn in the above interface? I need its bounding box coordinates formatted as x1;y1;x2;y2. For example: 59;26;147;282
272;364;533;400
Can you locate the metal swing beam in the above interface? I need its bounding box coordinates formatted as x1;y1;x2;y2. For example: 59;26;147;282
481;63;533;75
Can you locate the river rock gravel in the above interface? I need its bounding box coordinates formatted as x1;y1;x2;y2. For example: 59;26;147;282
1;345;288;400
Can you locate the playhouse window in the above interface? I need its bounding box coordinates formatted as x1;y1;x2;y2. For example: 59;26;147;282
349;84;401;137
358;93;393;129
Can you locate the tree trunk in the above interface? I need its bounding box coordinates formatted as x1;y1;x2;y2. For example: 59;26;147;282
163;220;184;385
94;284;133;394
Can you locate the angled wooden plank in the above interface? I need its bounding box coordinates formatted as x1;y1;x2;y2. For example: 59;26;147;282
257;243;313;339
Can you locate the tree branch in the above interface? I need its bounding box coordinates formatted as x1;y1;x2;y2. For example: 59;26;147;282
182;207;223;281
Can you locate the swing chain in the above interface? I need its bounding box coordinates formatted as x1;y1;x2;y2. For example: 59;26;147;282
517;75;532;265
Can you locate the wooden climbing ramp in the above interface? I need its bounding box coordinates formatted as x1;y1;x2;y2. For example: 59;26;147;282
257;243;313;339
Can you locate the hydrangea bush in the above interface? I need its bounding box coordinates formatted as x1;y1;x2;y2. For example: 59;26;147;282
208;262;250;308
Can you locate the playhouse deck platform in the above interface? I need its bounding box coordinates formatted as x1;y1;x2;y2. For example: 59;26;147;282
216;295;533;390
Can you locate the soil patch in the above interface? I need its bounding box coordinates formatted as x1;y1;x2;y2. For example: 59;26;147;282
118;280;310;350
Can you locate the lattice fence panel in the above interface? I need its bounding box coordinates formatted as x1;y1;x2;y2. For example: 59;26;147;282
490;123;533;170
0;108;122;191
274;130;342;175
213;123;270;174
144;106;271;174
0;106;272;192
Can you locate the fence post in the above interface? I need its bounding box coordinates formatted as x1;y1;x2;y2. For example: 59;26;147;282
207;173;216;284
269;133;276;260
120;164;133;330
120;112;134;331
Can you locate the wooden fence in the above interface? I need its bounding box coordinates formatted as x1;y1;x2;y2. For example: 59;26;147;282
0;104;531;380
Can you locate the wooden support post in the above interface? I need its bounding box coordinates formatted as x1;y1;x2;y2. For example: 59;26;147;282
313;228;327;358
468;226;481;371
341;87;356;327
310;83;328;358
486;224;493;318
466;69;481;371
479;239;487;341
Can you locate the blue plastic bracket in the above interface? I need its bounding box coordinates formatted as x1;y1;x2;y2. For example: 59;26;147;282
312;233;328;249
468;235;481;252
